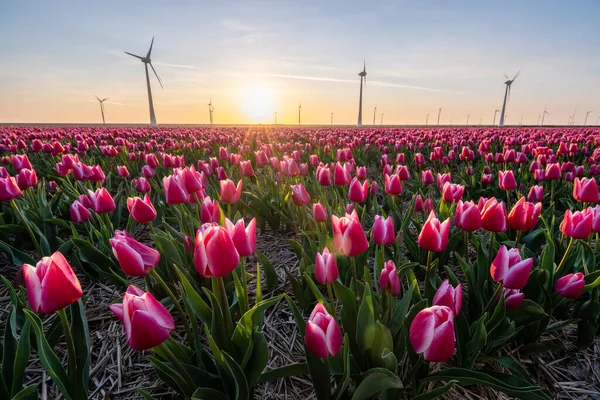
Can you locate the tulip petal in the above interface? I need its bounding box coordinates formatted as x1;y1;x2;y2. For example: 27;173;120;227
325;318;343;356
423;320;455;362
142;292;176;330
128;309;171;350
503;258;533;289
22;264;42;313
305;321;329;358
409;309;436;354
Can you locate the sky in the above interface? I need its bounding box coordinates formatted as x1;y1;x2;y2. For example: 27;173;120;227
1;0;600;126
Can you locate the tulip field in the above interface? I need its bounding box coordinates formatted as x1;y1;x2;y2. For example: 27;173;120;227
1;125;600;399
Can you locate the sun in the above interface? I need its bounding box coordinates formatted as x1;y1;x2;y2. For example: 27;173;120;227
243;85;274;121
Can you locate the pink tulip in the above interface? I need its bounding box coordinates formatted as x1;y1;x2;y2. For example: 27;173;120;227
240;160;255;177
0;176;23;201
347;178;369;203
554;272;585;299
573;177;600;203
194;223;240;278
127;194;157;223
334;163;352;186
356;166;367;180
110;285;175;350
490;245;533;289
16;168;38;189
560;208;593;239
316;166;332;186
480;198;507;232
312;203;328;223
508;198;541;231
70;200;92;223
371;215;395;245
414;194;424;212
527;185;544;203
498;170;517;191
545;163;561;180
117;166;130;178
441;182;464;203
163;175;188;205
432;280;462;315
455;200;482;231
225;217;256;257
201;196;221;223
110;230;160;276
135;177;151;193
331;210;369;257
12;154;33;172
591;205;600;233
499;288;525;309
22;251;83;314
305;303;342;358
379;260;400;296
384;173;402;195
436;173;451;190
418;211;450;252
220;179;242;204
409;306;455;362
88;188;116;214
291;183;311;206
314;248;338;285
421;170;434;185
176;166;202;194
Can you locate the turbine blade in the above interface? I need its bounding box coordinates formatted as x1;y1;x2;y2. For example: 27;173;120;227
503;73;509;80
125;52;143;59
147;37;154;59
512;69;521;81
94;94;101;101
103;98;109;102
149;63;163;89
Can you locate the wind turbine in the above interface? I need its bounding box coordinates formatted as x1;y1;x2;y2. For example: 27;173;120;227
466;114;470;125
425;113;429;126
331;112;333;126
437;107;442;126
499;70;521;127
536;114;541;125
298;102;302;125
493;108;500;125
125;37;163;126
585;110;594;125
94;95;108;125
357;60;367;126
571;109;577;126
208;98;214;125
373;106;377;125
380;113;384;125
541;107;549;125
519;116;523;126
596;116;600;126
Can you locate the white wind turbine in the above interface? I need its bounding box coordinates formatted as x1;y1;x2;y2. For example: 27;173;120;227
373;105;377;125
298;102;302;125
357;61;367;126
425;113;429;126
541;107;549;125
499;70;521;127
208;98;215;125
94;95;109;125
125;37;163;126
584;110;593;125
437;107;443;125
493;108;500;126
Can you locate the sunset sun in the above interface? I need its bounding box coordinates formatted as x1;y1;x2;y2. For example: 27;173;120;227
243;85;274;121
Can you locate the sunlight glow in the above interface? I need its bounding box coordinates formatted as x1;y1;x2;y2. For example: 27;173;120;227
243;86;274;121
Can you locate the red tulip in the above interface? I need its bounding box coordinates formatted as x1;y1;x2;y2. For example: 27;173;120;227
88;188;116;214
225;217;256;257
498;170;517;191
16;168;38;189
194;223;240;278
455;200;482;231
560;208;593;239
291;183;311;206
384;173;402;195
432;280;462;315
312;202;328;223
508;198;541;231
414;194;424;212
379;260;400;296
527;185;544;202
418;211;450;252
490;245;533;289
109;285;175;351
305;303;342;358
0;176;23;201
127;194;157;223
70;199;92;223
371;215;395;245
110;230;160;276
220;179;242;204
554;272;585;299
409;306;455;362
480;198;507;232
573;177;600;203
22;251;83;314
348;178;368;203
314;247;338;285
331;210;369;257
441;182;464;203
499;288;525;309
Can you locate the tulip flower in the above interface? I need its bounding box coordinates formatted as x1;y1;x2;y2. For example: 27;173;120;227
314;248;338;285
16;168;38;190
117;165;130;178
384;173;402;195
109;285;175;351
414;194;424;212
545;163;561;180
421;170;434;185
331;210;369;257
499;288;525;309
480;198;507;232
573;177;600;203
176;166;203;194
432;280;463;315
88;188;116;214
498;170;517;191
70;199;92;223
455;200;482;231
490;245;533;289
163;175;188;205
291;183;311;206
560;208;593;239
409;306;455;362
554;272;585;299
225;217;256;257
22;251;83;314
508;198;541;232
135;177;151;193
436;173;451;190
527;185;544;203
371;215;395;245
441;182;464;203
127;194;157;223
240;160;255;177
142;165;156;179
379;260;400;296
201;196;221;223
220;179;242;204
12;154;33;172
347;178;369;203
305;303;342;358
194;223;240;278
0;176;23;201
312;202;328;223
316;166;332;186
418;211;450;252
591;205;600;233
110;230;160;276
334;162;352;186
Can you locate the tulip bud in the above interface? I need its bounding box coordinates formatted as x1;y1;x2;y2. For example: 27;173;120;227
305;303;342;358
314;248;338;285
291;183;311;206
421;170;434;185
117;165;130;178
384;174;402;195
498;170;517;191
379;260;400;296
554;272;585;299
312;203;328;223
527;185;544;203
409;306;455;362
347;178;369;203
413;194;424;212
490;245;533;289
455;200;482;231
499;288;524;309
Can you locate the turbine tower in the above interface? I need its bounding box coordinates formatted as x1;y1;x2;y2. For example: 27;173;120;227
208;98;214;125
499;70;521;127
298;102;302;125
373;105;377;125
437;107;442;126
466;114;470;125
493;108;500;125
541;107;549;125
357;61;367;126
331;112;333;126
536;114;541;125
94;95;108;125
585;110;593;125
425;113;429;126
125;37;163;126
380;113;384;125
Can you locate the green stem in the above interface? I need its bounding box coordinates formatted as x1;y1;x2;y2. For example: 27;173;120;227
350;257;359;300
555;237;575;274
327;283;335;313
488;232;496;268
150;270;192;342
424;250;434;300
241;256;248;312
57;308;77;385
10;199;41;255
505;190;511;213
215;276;233;338
484;283;504;315
550;180;555;206
156;342;196;395
514;230;522;252
464;230;469;259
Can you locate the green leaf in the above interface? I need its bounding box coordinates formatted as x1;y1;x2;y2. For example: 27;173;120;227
70;300;90;397
303;273;332;312
389;282;415;337
175;266;212;325
257;362;309;383
256;250;279;291
148;356;192;397
505;300;547;326
11;319;31;397
352;368;403;400
0;241;36;266
222;352;250;400
2;308;17;398
356;284;375;351
136;389;157;400
151;232;184;270
191;387;229;400
333;335;351;400
11;384;39;400
413;380;458;400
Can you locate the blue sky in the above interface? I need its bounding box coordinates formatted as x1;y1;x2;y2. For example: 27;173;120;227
1;0;599;125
